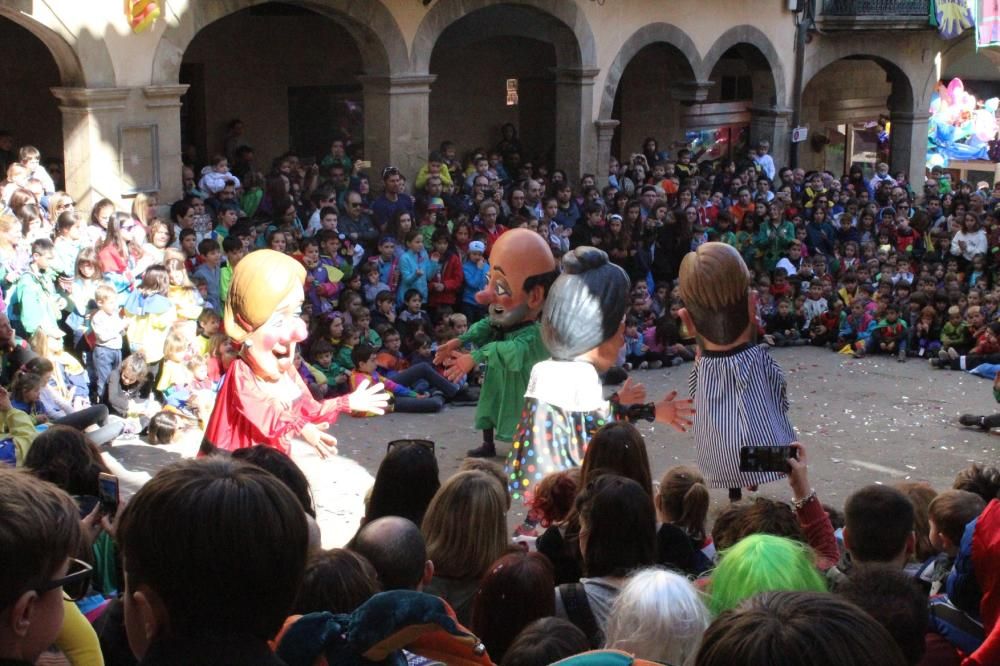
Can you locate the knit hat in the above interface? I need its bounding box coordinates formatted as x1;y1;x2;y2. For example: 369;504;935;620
468;240;486;253
223;249;306;343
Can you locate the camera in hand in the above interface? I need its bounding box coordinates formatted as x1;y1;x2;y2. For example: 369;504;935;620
98;472;120;518
738;445;797;473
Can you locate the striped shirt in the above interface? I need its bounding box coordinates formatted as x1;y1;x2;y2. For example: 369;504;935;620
688;342;797;489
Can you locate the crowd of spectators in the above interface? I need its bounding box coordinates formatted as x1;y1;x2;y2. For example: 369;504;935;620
3;126;1000;665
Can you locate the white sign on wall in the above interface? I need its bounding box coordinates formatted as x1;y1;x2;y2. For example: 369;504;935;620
791;126;809;143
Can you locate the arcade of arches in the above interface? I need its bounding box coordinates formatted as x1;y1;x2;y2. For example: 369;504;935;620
0;0;991;210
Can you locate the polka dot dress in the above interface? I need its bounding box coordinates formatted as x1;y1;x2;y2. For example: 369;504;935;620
504;361;614;503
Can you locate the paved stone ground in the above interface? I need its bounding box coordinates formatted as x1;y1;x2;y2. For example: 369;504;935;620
105;347;1000;546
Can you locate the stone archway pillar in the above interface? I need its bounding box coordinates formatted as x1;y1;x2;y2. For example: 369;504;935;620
594;119;620;188
554;67;600;182
51;87;131;210
359;74;436;183
889;110;930;190
52;85;189;210
749;105;793;173
142;84;189;203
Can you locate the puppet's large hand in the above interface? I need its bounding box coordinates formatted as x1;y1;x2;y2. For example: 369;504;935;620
442;350;475;382
654;390;695;432
348;378;389;415
434;338;461;365
618;378;646;404
302;422;338;458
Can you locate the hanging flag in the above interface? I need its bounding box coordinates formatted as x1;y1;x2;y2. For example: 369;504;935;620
932;0;975;39
127;0;161;34
977;0;1000;47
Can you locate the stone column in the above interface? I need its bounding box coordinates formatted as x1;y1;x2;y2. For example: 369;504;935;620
554;67;600;182
594;119;620;188
50;87;131;211
359;75;436;184
142;85;189;204
749;105;794;173
889;110;930;190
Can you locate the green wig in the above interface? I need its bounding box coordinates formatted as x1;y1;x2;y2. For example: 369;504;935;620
708;533;827;616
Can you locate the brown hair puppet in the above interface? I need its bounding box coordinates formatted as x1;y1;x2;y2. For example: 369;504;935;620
678;242;797;499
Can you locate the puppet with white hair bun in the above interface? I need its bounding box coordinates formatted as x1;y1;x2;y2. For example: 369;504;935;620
505;247;693;504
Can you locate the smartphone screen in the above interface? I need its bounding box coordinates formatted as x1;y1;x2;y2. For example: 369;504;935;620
738;445;796;473
98;472;119;517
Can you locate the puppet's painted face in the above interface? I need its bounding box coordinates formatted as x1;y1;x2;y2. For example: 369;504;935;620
476;244;538;328
243;284;307;381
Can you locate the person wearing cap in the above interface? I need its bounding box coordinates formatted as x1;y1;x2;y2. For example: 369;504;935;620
436;229;558;458
202;249;389;457
418;197;451;248
461;240;490;323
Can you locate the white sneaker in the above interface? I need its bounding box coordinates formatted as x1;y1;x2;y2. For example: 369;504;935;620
638;361;649;370
648;360;663;369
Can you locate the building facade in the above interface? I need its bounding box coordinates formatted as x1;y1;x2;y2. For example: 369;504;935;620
0;0;993;208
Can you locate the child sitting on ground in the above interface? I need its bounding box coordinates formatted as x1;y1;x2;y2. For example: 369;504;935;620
360;261;390;307
623;315;662;370
939;305;972;360
764;298;805;347
398;289;433;340
310;339;348;396
351;305;382;350
294;348;328;400
156;330;192;400
350;344;444;414
863;302;908;361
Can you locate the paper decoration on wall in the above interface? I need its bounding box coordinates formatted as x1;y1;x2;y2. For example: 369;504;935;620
926;77;999;167
128;0;161;34
977;0;1000;46
932;0;975;39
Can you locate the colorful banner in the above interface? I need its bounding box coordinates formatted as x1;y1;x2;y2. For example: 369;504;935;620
977;0;1000;47
932;0;975;39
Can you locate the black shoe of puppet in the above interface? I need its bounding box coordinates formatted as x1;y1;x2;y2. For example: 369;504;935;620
466;443;498;458
959;414;988;430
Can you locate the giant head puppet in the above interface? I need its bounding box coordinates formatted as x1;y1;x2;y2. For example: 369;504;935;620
477;229;557;329
437;229;557;457
203;249;388;457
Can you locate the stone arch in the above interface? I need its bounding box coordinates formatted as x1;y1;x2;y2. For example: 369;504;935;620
598;22;702;120
701;25;787;107
0;4;100;87
151;0;409;85
804;42;921;112
411;0;597;73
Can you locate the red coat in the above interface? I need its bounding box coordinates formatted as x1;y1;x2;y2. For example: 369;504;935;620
203;356;349;455
428;252;463;308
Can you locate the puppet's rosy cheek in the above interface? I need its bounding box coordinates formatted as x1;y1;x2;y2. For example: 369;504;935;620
290;318;308;343
261;330;280;351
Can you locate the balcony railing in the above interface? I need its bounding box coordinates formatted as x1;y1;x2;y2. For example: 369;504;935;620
818;0;931;30
822;0;929;16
